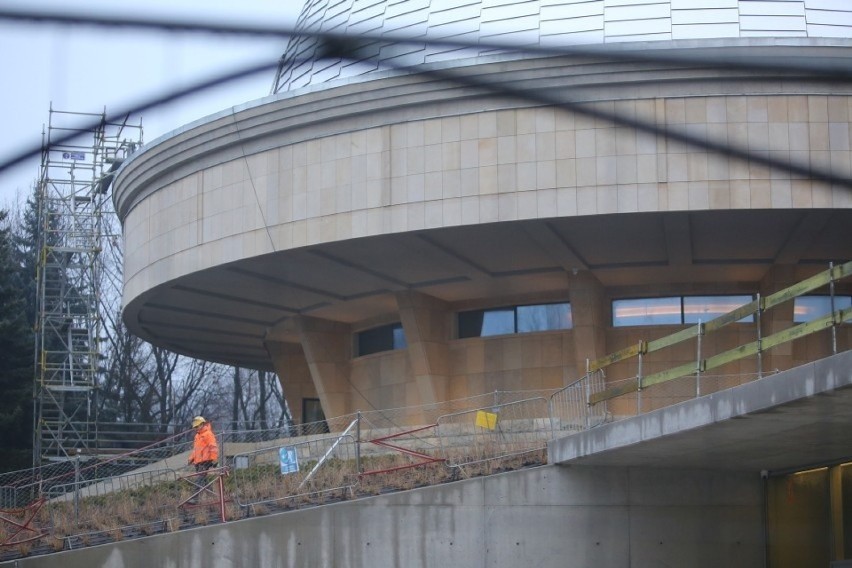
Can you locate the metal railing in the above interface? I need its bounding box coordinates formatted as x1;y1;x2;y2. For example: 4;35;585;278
232;434;359;514
436;397;551;468
549;369;608;432
587;261;852;413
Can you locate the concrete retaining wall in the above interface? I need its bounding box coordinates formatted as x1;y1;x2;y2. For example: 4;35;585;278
5;464;763;567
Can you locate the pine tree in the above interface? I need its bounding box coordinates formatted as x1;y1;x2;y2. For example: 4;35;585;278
0;208;34;470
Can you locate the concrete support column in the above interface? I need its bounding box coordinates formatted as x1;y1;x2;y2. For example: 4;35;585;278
265;340;315;424
567;270;608;381
267;316;351;422
759;265;797;373
830;464;845;561
396;290;451;408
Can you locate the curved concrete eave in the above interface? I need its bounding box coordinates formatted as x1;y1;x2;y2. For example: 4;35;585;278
112;39;852;370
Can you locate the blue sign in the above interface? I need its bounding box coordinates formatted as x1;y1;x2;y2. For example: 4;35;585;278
279;446;299;475
62;152;85;161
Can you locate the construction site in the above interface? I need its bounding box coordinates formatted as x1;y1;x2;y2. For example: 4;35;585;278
2;1;852;566
0;249;849;565
32;107;143;465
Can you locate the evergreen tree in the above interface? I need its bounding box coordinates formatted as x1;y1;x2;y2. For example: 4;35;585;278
0;208;34;470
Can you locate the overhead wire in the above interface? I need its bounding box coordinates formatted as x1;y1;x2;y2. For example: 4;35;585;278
4;5;851;454
1;5;852;188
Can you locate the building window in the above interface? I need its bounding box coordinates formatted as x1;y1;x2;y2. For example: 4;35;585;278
794;296;852;323
356;322;407;356
301;398;328;434
683;295;754;324
458;302;572;338
613;295;754;327
613;297;681;327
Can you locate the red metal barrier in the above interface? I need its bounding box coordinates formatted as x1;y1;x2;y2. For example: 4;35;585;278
361;424;445;476
178;467;230;523
0;498;47;546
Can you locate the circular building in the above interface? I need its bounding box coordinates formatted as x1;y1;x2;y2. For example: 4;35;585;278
114;0;852;426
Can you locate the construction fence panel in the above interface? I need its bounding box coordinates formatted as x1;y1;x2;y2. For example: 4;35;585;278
43;468;182;548
232;434;359;513
549;371;608;434
436;397;551;468
0;461;80;510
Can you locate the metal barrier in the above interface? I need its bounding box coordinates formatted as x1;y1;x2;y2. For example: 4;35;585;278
587;261;852;409
231;434;359;513
46;468;179;503
549;370;608;432
178;466;230;523
44;468;183;544
436;397;551;468
0;321;840;562
0;499;48;547
361;424;445;475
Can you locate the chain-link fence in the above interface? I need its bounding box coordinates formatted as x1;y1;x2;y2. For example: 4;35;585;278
232;433;359;514
0;377;776;561
436;397;551;468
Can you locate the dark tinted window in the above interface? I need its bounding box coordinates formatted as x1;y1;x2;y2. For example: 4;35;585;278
459;303;572;338
357;323;406;356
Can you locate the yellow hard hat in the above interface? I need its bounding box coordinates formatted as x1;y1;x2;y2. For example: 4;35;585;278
191;416;207;428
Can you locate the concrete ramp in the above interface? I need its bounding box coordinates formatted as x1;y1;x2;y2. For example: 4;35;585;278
549;349;852;473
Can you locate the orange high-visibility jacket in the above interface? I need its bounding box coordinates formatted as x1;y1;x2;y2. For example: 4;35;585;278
190;423;219;464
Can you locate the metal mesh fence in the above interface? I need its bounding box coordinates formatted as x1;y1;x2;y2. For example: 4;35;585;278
0;432;193;510
45;468;185;547
232;434;359;513
549;371;608;433
0;379;774;560
436;397;551;468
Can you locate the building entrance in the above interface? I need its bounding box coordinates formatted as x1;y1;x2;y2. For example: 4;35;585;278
768;463;852;567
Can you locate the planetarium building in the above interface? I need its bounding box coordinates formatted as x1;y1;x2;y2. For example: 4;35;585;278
114;0;852;426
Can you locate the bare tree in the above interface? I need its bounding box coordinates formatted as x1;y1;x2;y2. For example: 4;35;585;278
92;207;290;438
229;367;291;431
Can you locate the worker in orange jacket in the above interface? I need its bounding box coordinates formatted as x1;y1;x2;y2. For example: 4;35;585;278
188;416;219;475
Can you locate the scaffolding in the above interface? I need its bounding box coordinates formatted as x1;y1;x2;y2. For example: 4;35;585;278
33;106;142;464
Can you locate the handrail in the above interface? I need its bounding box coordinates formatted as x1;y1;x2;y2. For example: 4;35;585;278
587;261;852;406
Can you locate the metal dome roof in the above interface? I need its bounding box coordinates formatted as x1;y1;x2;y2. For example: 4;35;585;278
272;0;852;93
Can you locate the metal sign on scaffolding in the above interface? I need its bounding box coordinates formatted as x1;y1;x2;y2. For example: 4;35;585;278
33;105;142;464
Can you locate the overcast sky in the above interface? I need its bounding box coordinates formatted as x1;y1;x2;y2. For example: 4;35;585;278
0;0;305;210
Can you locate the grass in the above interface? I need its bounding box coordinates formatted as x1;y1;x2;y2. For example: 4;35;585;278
0;445;547;561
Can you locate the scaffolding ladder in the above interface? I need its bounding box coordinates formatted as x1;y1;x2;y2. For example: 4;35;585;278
33;105;142;464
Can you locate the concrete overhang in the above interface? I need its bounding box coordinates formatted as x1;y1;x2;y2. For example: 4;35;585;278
549;349;852;474
110;40;852;370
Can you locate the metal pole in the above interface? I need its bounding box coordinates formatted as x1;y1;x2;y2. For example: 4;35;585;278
696;320;703;398
218;474;227;523
299;418;358;489
74;449;81;522
356;411;362;475
637;352;643;415
829;262;838;354
756;293;763;379
584;359;592;429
